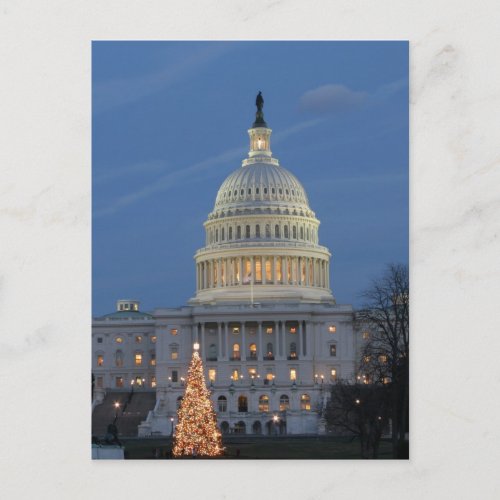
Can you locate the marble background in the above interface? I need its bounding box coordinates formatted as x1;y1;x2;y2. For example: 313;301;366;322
1;1;499;499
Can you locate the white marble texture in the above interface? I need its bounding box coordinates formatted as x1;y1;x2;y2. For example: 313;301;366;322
1;1;500;499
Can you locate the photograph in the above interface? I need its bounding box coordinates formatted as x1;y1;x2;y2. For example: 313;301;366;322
91;41;408;459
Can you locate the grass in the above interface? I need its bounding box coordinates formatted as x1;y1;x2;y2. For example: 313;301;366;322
120;436;394;460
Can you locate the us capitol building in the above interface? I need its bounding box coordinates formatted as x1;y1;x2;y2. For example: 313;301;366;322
92;94;361;436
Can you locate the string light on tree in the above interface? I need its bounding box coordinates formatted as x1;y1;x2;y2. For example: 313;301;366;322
172;342;224;458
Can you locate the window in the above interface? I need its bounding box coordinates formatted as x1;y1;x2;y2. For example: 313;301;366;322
97;337;103;344
265;369;274;384
258;395;269;412
150;335;157;343
300;394;311;410
255;225;260;238
292;226;297;239
279;395;290;411
362;331;370;340
245;225;250;238
265;224;271;238
115;350;123;367
208;344;217;360
229;226;233;240
378;355;388;363
248;367;257;378
115;377;124;388
97;354;104;366
231;369;239;381
330;369;337;381
208;369;216;382
170;344;179;360
279;188;283;195
232;343;240;360
170;328;178;336
218;396;227;412
284;225;289;238
171;370;178;383
135;335;142;343
289;326;297;333
115;336;123;344
264;187;268;194
329;344;337;357
238;395;248;412
289;343;297;358
150;376;157;388
271;187;276;194
290;368;297;381
236;226;241;239
215;229;218;242
300;226;304;239
328;325;337;333
232;326;240;334
275;225;280;238
221;227;225;241
96;376;103;388
150;352;156;366
135;353;142;366
249;343;257;359
176;396;183;409
266;326;273;334
265;342;274;359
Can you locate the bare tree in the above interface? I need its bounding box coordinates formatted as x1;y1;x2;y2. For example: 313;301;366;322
325;380;391;458
356;263;409;458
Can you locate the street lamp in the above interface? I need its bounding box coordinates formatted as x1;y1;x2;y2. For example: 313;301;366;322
170;417;174;437
114;401;120;422
273;414;279;436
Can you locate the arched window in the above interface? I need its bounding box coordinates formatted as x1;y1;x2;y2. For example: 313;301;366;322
249;343;257;359
290;342;297;358
300;394;311;410
234;421;246;434
221;227;225;241
96;353;104;366
255;225;260;238
208;344;217;360
229;226;233;240
265;224;271;238
252;421;262;435
275;225;280;238
245;225;250;238
238;396;248;412
292;226;297;239
258;395;269;412
300;226;304;239
306;227;310;241
236;226;241;239
232;343;240;360
220;421;230;434
284;225;289;238
266;342;274;359
218;396;227;412
279;394;290;411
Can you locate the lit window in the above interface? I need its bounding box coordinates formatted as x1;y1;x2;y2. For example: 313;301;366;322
330;345;337;357
363;355;371;363
362;331;370;340
170;328;178;336
249;343;257;359
97;337;103;344
330;369;337;381
115;377;124;388
115;337;123;344
171;370;178;382
379;355;388;363
266;327;273;334
300;394;311;410
135;335;142;343
151;335;157;343
248;368;257;378
208;369;216;382
328;325;336;333
231;369;239;381
279;394;290;411
289;326;297;334
232;327;240;334
383;377;391;384
232;343;240;360
150;353;156;366
218;396;227;412
97;354;104;366
135;353;142;366
170;344;179;360
258;395;269;412
290;368;297;381
151;376;157;388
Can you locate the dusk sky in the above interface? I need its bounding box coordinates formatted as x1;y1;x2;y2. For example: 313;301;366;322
92;41;408;317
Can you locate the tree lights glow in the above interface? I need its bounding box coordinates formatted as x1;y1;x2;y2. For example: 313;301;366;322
172;346;224;458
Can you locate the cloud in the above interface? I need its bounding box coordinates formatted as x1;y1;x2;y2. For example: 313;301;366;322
93;119;323;217
93;44;235;113
372;78;408;101
94;160;165;184
299;84;367;114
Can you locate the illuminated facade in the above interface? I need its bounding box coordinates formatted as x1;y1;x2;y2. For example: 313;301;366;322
92;98;360;435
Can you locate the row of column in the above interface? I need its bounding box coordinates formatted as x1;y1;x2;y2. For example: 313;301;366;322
197;255;330;291
191;321;308;362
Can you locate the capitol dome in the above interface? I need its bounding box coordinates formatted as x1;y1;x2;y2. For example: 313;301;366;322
190;94;334;305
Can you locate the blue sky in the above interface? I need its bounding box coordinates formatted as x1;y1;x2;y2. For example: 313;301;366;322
92;41;408;316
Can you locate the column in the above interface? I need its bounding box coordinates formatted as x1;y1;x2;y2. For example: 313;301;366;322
297;321;302;358
224;322;229;361
326;261;330;289
302;321;307;357
239;257;243;285
217;322;222;359
251;256;255;284
201;323;205;360
258;322;263;361
217;258;222;288
241;322;246;360
262;256;267;285
273;256;277;284
273;321;278;359
281;321;286;359
305;257;310;286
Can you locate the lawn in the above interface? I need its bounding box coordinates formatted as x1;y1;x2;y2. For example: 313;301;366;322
121;436;394;460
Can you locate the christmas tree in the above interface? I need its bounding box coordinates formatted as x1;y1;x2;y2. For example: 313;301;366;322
172;343;224;457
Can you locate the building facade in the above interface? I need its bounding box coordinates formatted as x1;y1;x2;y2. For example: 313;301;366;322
92;98;361;436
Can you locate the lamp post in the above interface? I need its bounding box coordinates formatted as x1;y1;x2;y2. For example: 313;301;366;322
273;414;279;436
113;401;120;423
170;417;174;437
